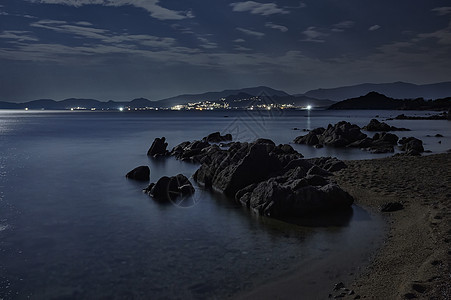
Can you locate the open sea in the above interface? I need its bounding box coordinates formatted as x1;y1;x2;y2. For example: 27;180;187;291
0;109;449;299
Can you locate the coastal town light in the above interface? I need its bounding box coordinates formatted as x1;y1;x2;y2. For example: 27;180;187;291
306;105;312;110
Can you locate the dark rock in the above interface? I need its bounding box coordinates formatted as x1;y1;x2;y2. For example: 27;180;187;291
399;137;424;153
366;132;399;153
126;166;150;181
434;134;443;137
307;157;347;172
334;282;345;291
380;202;404;212
147;137;169;157
395;113;447;120
203;132;232;143
144;174;194;202
294;121;367;148
363;119;409;131
411;283;427;293
404;292;417;299
314;144;324;149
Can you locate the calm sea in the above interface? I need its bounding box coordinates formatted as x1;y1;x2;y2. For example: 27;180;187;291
0;109;449;299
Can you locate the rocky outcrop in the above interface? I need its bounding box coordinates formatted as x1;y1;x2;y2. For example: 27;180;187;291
366;132;399;153
189;138;353;217
147;137;169;157
236;166;354;218
294;121;367;148
125;166;150;181
144;174;194;202
363;119;409;131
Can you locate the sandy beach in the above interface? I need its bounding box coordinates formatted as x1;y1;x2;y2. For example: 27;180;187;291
332;153;450;299
240;153;450;299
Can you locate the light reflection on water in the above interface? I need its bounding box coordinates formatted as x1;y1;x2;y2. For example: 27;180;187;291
0;109;447;298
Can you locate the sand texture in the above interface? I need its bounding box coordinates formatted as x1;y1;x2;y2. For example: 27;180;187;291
331;153;451;299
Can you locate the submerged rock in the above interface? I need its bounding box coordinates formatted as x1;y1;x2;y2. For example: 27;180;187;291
126;166;150;181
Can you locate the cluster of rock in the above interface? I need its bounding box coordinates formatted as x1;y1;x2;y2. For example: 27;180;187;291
168;137;352;218
391;113;448;120
294;120;424;155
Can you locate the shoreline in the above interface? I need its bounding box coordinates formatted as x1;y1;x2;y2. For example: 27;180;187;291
239;153;450;299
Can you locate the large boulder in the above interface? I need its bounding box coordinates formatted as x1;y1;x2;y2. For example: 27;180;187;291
125;166;150;181
366;132;399;153
147;137;169;157
144;174;194;202
236;169;353;218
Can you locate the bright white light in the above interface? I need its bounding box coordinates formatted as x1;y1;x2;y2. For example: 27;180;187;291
306;105;312;110
119;107;124;112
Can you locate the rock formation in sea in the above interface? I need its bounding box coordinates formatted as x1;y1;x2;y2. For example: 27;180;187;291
147;137;169;157
363;119;410;131
294;121;424;155
165;134;354;217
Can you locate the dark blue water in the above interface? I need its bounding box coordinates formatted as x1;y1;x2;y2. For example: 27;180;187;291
0;109;448;299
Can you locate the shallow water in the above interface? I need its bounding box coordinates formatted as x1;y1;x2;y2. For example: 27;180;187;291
0;109;447;299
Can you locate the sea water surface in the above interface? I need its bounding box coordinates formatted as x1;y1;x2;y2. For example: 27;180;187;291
0;109;449;299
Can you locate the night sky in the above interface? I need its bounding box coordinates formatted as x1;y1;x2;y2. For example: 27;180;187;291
1;0;450;102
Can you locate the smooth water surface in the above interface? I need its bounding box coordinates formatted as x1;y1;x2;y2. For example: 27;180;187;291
0;109;448;299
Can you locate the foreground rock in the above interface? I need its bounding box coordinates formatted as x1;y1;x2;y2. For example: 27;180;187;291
190;138;353;217
147;137;169;157
126;166;150;181
363;119;410;131
144;174;194;202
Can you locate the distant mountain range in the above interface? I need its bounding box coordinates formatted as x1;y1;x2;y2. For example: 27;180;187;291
1;82;451;110
329;92;451;110
304;81;451;101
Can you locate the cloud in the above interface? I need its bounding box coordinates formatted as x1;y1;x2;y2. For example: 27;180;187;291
265;22;288;32
76;21;93;26
234;38;246;43
332;21;354;32
431;7;451;16
28;0;193;20
301;27;327;43
198;37;218;49
0;30;39;42
234;45;252;51
30;19;177;48
230;1;289;16
236;27;265;38
369;25;381;31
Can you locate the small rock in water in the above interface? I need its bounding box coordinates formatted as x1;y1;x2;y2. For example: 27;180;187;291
125;166;150;181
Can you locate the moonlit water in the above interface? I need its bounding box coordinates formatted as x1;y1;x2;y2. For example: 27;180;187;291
0;109;448;299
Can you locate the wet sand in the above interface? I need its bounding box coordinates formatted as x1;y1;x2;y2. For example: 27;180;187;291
240;153;450;299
